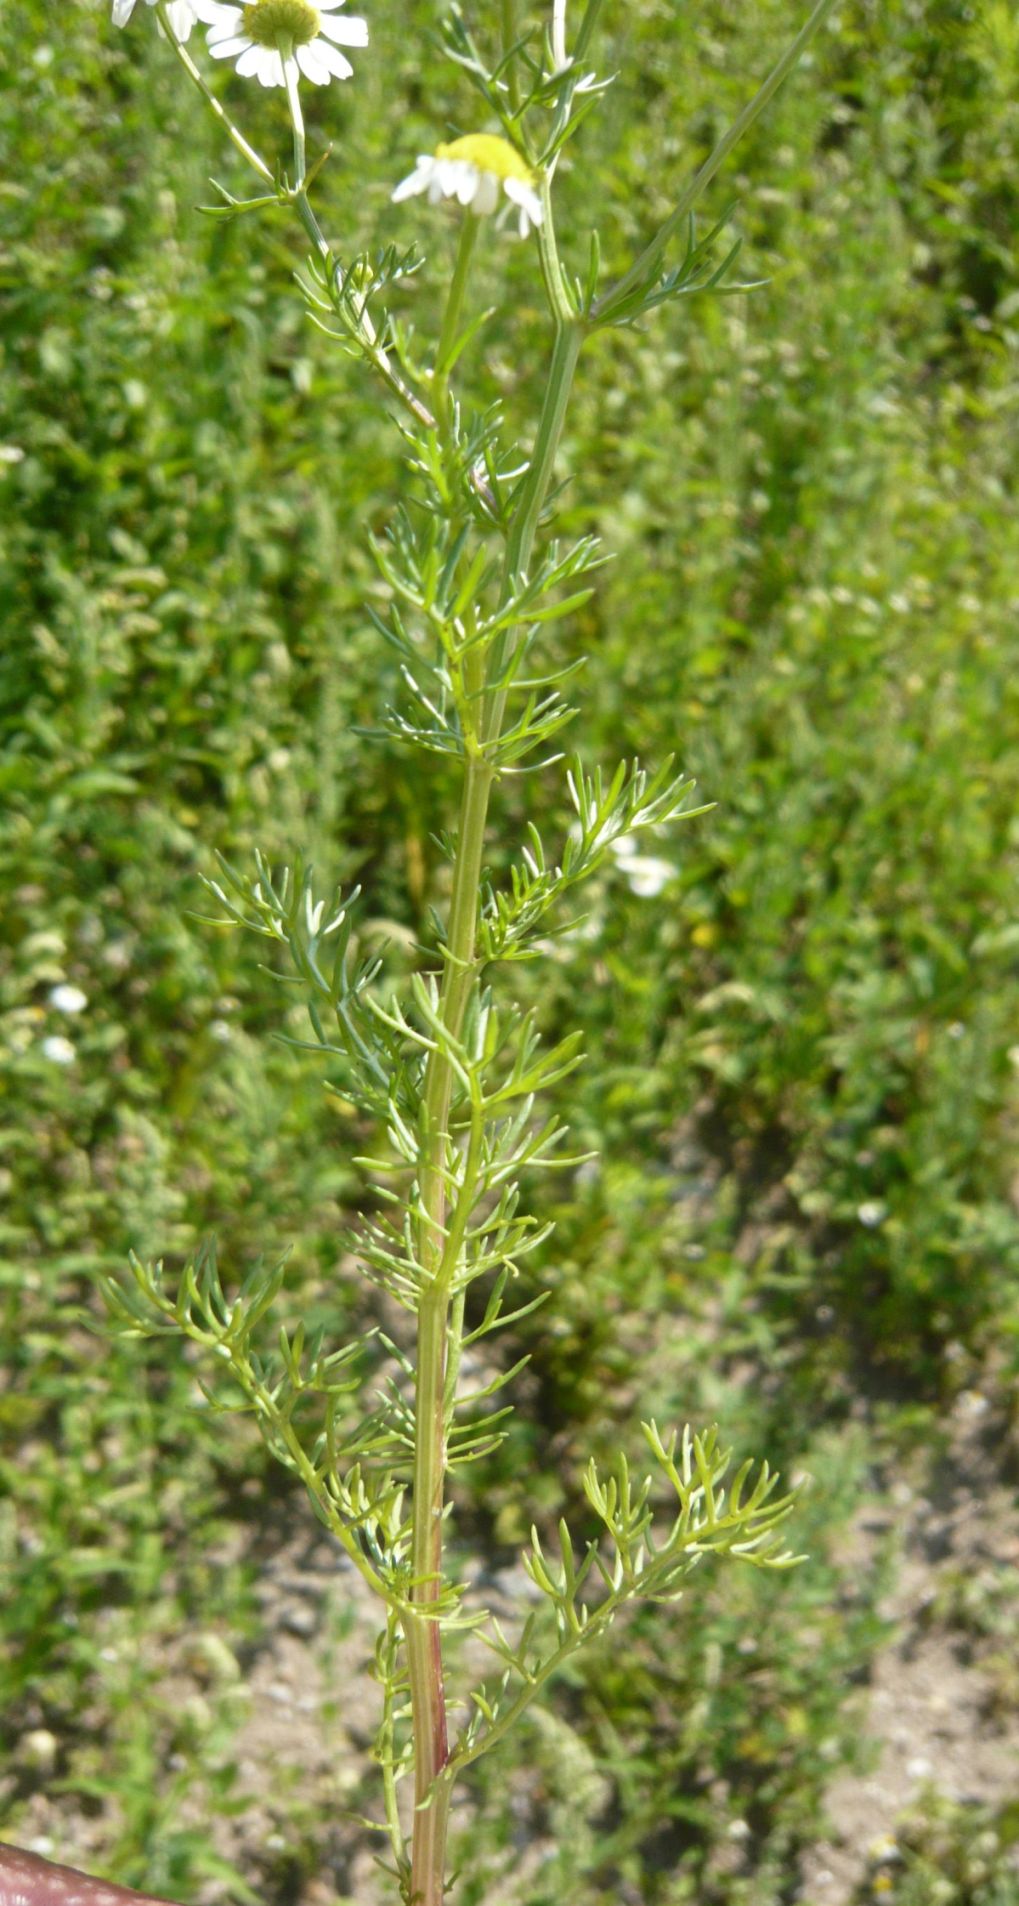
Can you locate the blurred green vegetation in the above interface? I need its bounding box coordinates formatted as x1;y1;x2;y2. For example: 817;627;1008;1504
2;0;1019;1901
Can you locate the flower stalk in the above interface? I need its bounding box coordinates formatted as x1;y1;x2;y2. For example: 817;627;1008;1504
282;42;306;184
154;1;274;179
402;205;588;1895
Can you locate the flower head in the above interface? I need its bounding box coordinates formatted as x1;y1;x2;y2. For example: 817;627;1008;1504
49;984;88;1015
112;0;198;41
195;0;367;86
392;134;543;237
41;1035;76;1066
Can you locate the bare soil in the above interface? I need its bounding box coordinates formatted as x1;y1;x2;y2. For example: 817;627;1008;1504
8;1382;1019;1905
797;1385;1019;1903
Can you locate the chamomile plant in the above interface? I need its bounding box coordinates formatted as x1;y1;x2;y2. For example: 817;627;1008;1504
102;4;838;1902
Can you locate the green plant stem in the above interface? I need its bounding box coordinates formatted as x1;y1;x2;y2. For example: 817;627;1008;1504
504;320;581;589
482;315;583;748
542;0;606;164
406;746;493;1906
574;0;607;62
153;2;274;183
435;214;481;383
282;46;306;187
534;174;576;326
229;1345;394;1605
433;214;480;443
378;1613;406;1870
405;234;585;1906
551;0;567;73
290;187;438;430
449;1601;617;1782
592;0;838;322
501;0;522;113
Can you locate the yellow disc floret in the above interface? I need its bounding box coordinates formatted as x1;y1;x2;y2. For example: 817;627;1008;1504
436;134;536;186
243;0;321;47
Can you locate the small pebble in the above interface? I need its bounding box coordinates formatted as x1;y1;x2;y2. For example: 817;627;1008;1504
282;1604;318;1638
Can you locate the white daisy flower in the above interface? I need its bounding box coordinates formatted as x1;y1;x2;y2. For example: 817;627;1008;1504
195;0;368;87
622;855;675;898
610;835;675;898
49;984;88;1015
392;134;544;238
41;1035;77;1066
112;0;199;42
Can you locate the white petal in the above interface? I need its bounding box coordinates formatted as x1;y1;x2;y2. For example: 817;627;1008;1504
472;171;499;216
433;159;461;194
166;1;195;37
193;0;239;21
296;41;330;81
235;41;282;83
434;159;477;205
317;10;368;44
392;162;432;202
206;31;249;54
504;176;543;228
112;0;137;23
309;35;354;77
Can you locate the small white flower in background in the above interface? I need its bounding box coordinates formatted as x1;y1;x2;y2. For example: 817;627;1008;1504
392;134;543;238
195;0;368;87
623;855;675;898
856;1199;888;1229
112;0;198;42
48;984;88;1015
41;1036;76;1066
609;835;675;899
